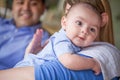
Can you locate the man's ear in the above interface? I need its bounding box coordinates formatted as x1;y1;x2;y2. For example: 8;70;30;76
101;12;108;27
61;16;67;30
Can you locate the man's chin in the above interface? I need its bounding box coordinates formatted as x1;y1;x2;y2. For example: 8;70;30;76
16;22;33;27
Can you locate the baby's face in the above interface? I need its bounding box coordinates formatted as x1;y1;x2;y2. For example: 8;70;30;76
62;3;101;47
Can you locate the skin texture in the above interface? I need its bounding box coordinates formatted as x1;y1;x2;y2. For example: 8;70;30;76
0;67;35;80
12;0;45;28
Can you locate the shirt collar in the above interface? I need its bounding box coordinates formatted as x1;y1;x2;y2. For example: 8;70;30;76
10;18;42;33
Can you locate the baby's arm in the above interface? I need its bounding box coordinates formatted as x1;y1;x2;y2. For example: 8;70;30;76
58;53;101;75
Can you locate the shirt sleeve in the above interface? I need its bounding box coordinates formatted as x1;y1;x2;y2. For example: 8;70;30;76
34;59;103;80
54;40;80;57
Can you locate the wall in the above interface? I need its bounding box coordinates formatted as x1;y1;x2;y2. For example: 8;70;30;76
109;0;120;49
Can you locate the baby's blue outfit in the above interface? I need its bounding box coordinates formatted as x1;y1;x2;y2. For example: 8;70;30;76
15;28;82;67
0;18;49;69
15;28;104;80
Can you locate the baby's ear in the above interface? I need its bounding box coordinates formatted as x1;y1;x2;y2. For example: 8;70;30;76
61;16;67;30
101;12;108;27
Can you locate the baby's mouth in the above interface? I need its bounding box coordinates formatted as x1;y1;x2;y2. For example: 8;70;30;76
78;36;85;41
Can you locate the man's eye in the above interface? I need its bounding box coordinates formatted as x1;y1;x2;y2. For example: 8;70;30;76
16;1;24;5
31;2;38;6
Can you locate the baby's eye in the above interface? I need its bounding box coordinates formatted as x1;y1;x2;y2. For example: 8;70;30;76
76;21;82;26
90;28;96;32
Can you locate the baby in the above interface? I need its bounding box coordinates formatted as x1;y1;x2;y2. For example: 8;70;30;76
15;2;103;75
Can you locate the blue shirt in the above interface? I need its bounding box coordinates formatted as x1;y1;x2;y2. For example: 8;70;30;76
0;18;50;69
15;28;82;67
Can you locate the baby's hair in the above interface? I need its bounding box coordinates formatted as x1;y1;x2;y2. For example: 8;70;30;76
66;2;102;20
63;0;105;14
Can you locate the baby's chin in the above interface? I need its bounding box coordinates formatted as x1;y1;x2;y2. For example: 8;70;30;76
78;44;90;48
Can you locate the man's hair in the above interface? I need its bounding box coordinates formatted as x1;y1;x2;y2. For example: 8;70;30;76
11;0;46;4
42;0;46;4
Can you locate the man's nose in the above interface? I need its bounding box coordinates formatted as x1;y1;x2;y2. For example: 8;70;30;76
22;3;30;10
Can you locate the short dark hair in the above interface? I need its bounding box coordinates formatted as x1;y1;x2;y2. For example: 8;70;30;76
11;0;46;4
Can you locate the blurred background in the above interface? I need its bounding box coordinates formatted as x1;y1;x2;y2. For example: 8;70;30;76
0;0;120;49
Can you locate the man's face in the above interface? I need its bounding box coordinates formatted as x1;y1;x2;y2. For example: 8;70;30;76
12;0;45;27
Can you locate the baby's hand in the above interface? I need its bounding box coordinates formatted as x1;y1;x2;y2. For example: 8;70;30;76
25;29;43;55
92;59;101;75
